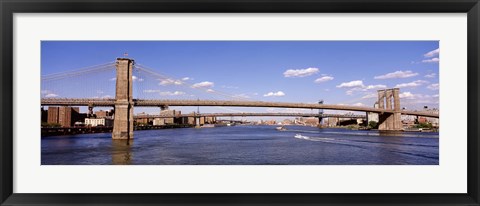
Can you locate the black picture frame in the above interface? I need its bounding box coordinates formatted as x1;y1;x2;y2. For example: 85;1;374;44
1;0;479;205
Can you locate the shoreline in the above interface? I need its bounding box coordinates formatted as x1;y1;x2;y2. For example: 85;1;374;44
41;124;195;137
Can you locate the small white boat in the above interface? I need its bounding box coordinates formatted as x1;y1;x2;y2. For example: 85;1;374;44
201;124;215;128
276;126;287;131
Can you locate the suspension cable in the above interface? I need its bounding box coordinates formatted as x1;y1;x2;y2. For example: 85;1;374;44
135;63;253;101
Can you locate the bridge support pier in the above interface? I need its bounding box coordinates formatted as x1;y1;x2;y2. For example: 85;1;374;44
160;105;169;111
377;88;402;131
87;105;94;117
318;100;324;128
195;117;200;128
112;58;134;140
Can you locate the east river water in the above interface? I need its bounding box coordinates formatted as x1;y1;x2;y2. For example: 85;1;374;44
41;125;439;165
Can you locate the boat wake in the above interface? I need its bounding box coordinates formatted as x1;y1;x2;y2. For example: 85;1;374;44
292;134;438;161
294;134;334;141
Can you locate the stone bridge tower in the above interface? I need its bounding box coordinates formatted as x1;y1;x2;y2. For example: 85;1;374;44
377;88;402;131
112;58;134;139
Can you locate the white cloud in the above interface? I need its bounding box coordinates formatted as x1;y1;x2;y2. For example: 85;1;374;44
42;90;59;97
182;77;191;81
399;92;416;99
395;80;428;88
253;93;259;95
399;92;434;100
374;70;418;79
283;67;319;77
337;81;386;95
109;77;116;81
354;85;386;93
221;85;239;89
425;73;437;78
424;48;439;58
143;89;161;93
336;80;365;88
352;103;365;107
191;81;214;88
399;92;439;105
159;78;183;86
45;93;59;97
314;76;334;83
362;93;377;99
427;83;439;90
144;90;186;95
96;90;104;94
365;84;387;90
422;58;439;63
101;95;112;98
206;89;215;93
132;76;143;82
263;91;285;97
159;91;185;96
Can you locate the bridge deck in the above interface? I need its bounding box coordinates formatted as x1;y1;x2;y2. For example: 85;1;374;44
40;98;439;118
134;113;367;118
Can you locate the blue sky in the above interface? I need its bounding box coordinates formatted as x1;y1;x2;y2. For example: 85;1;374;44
41;41;439;116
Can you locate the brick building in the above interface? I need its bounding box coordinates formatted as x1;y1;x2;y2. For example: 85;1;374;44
95;109;113;118
47;106;81;127
47;107;59;124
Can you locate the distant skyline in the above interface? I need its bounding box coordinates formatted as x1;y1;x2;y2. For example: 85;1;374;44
41;41;439;118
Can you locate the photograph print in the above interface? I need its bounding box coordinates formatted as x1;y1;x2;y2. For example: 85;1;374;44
41;41;439;165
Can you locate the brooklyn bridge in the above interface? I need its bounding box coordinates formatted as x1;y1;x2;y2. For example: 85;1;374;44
41;58;439;140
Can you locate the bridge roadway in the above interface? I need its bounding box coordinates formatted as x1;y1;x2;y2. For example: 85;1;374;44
134;113;366;119
40;98;439;118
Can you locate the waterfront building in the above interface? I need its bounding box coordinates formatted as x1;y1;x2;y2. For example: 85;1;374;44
151;110;188;125
136;117;149;125
424;108;439;127
367;112;379;123
85;118;113;127
153;118;165;126
47;107;59;124
205;116;216;124
95;109;113;118
304;117;319;126
41;107;48;122
175;117;190;125
366;103;380;123
282;119;293;125
325;117;338;127
47;106;81;127
160;110;178;124
58;107;73;127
